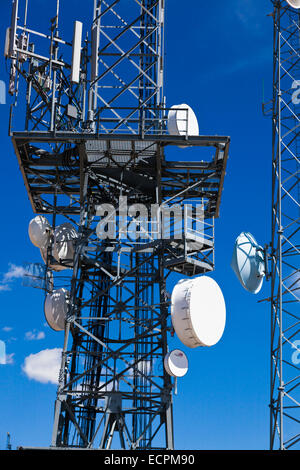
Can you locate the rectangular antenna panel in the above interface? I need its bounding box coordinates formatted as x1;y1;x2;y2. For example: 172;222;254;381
91;22;99;83
9;0;18;57
4;27;10;58
71;21;83;83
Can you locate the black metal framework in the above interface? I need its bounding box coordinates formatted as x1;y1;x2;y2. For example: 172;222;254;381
6;0;230;448
270;1;300;450
89;0;165;134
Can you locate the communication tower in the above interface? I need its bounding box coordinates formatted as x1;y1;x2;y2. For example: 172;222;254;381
270;0;300;450
6;0;229;449
232;0;300;450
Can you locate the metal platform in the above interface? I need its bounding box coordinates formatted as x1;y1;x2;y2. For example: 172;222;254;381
12;132;229;218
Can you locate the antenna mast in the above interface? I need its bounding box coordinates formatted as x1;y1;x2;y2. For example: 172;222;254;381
270;0;300;450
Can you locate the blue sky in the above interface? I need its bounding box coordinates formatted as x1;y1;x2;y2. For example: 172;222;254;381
0;0;278;450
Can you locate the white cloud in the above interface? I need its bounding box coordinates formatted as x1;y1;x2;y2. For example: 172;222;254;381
3;264;26;281
99;381;114;392
0;284;11;292
7;337;17;343
0;263;26;292
5;353;15;365
0;352;15;365
126;359;152;379
2;326;13;332
25;330;45;341
22;348;62;384
233;0;264;34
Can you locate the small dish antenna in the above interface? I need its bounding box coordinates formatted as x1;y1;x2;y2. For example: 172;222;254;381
28;216;51;249
171;275;226;348
231;232;265;294
167;104;199;137
44;288;69;331
164;349;188;378
286;0;300;8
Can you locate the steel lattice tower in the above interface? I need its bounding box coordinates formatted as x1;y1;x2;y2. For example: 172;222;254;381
51;0;175;449
6;0;229;449
270;1;300;450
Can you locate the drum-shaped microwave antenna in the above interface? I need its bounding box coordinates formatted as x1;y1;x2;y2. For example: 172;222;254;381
167;104;199;137
44;288;69;331
286;0;300;9
53;223;78;264
231;232;265;294
40;246;68;272
28;216;51;249
171;276;226;348
164;349;188;378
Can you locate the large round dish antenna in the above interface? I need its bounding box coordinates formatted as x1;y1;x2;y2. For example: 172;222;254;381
53;223;78;264
164;349;188;378
231;232;265;294
28;216;51;249
171;276;226;348
44;288;69;331
286;0;300;9
167;104;199;137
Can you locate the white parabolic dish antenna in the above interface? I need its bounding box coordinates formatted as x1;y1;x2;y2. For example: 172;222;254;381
53;223;78;263
167;104;199;137
164;349;188;378
44;288;69;331
231;232;265;294
286;0;300;9
171;276;226;348
28;216;51;249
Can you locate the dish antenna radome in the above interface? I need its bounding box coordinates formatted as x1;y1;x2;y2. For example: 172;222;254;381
171;275;226;348
231;232;265;294
167;104;199;137
44;288;69;331
40;246;69;272
53;223;78;264
286;0;300;9
164;349;188;378
28;216;51;249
